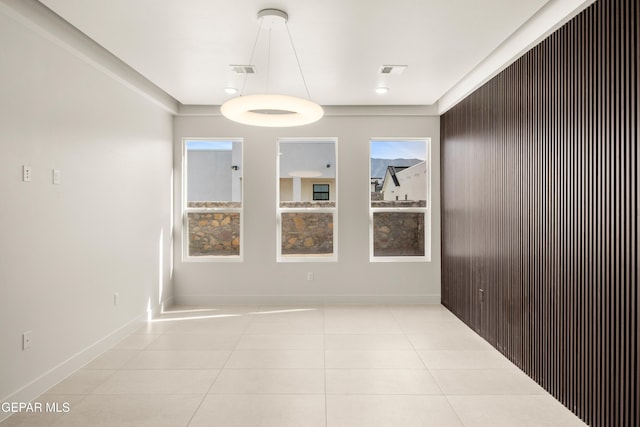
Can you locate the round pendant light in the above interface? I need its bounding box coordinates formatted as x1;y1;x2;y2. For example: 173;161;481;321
220;9;324;127
221;94;324;127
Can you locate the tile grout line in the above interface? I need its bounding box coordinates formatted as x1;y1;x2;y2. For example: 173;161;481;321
184;312;244;426
442;393;471;427
398;308;448;398
389;306;467;426
322;304;328;427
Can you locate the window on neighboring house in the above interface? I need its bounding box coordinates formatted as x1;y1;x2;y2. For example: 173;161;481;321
370;139;430;261
183;139;243;261
312;184;330;200
277;139;337;261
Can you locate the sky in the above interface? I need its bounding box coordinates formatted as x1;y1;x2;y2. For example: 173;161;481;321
186;140;232;150
370;140;426;160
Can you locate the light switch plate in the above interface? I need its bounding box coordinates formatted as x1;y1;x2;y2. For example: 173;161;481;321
23;165;32;182
22;331;32;350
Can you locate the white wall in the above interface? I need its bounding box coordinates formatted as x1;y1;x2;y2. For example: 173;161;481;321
0;2;173;409
187;150;233;202
173;114;441;304
279;141;337;178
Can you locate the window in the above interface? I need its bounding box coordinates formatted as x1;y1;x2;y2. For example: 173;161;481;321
370;139;430;261
183;139;243;261
277;139;337;261
312;184;330;200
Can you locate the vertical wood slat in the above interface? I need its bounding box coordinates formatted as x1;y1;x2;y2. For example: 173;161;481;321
440;0;638;426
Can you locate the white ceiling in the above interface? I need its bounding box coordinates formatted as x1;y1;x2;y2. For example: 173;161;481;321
38;0;553;107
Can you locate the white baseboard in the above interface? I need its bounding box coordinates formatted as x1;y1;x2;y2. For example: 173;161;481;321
0;314;145;423
174;294;441;306
160;296;175;312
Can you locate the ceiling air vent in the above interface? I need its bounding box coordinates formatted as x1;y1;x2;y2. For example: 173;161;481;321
378;65;407;75
230;65;257;74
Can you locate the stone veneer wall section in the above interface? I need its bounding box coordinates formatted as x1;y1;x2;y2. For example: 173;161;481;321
372;200;426;256
373;212;425;256
187;202;241;256
281;212;333;255
187;212;240;256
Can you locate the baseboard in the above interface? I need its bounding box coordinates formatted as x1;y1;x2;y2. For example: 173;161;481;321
173;294;441;306
160;296;175;312
148;296;175;318
0;314;145;423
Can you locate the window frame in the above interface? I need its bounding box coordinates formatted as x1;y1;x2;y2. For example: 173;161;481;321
312;183;330;201
369;138;431;262
182;137;244;262
276;138;338;263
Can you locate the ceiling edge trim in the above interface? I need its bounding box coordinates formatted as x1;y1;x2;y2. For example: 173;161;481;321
0;0;178;114
177;104;440;117
437;0;597;115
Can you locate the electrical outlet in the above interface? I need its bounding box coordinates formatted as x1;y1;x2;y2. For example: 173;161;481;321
22;331;32;350
22;165;32;182
307;272;314;281
114;292;119;307
52;169;61;185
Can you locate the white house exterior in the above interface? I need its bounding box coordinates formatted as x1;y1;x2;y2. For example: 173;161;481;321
381;161;427;201
279;141;336;202
186;141;243;202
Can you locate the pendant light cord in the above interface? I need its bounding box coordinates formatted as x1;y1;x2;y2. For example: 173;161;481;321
240;14;312;100
285;22;312;100
266;28;272;94
240;18;264;96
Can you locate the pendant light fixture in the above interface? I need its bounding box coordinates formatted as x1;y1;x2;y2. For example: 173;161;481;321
221;9;324;127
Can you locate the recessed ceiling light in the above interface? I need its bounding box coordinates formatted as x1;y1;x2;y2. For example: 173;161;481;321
375;87;389;94
225;87;238;94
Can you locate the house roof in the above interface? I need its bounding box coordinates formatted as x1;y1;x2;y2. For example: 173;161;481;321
384;166;409;188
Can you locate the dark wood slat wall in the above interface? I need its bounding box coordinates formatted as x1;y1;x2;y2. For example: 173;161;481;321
440;0;638;425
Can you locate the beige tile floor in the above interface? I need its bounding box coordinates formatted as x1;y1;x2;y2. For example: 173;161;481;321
2;305;587;427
